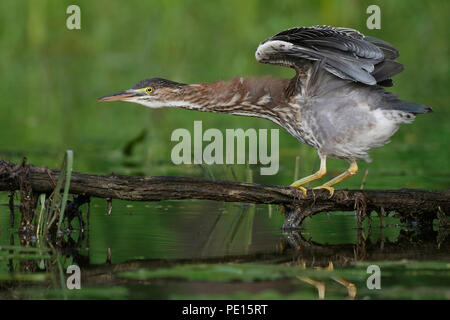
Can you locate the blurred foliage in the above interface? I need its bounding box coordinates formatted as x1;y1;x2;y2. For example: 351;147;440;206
0;0;448;190
0;0;449;300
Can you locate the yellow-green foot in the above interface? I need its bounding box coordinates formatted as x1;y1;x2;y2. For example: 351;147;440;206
290;184;307;196
313;186;335;197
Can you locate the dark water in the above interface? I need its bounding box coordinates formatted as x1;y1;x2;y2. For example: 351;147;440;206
1;195;449;299
0;142;449;300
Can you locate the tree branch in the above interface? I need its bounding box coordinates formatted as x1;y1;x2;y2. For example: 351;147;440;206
0;160;448;228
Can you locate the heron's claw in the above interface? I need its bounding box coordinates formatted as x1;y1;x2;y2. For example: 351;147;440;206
313;186;335;197
290;184;307;196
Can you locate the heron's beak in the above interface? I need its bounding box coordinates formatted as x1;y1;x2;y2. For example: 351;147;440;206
98;90;140;102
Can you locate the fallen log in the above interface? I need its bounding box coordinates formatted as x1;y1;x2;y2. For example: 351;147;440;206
0;160;448;228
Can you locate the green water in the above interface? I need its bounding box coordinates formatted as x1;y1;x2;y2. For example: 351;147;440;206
0;156;449;299
0;0;449;299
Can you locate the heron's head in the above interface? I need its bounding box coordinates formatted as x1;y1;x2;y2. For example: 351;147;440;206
98;78;187;108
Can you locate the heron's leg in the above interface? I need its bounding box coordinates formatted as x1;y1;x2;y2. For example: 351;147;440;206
290;154;327;196
318;262;356;299
314;160;358;197
296;260;326;299
332;277;357;299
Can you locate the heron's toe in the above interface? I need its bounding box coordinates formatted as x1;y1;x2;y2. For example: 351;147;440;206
314;186;335;197
290;184;307;196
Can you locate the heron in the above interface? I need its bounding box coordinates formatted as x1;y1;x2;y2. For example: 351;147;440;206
99;25;432;196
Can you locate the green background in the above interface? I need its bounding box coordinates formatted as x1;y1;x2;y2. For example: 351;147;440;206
0;0;448;190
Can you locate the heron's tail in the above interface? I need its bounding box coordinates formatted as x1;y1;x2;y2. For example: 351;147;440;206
393;101;433;115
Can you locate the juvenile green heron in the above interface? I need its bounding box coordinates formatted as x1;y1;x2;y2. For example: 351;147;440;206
99;25;432;196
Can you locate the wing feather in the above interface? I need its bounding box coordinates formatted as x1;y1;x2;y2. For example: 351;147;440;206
256;25;404;93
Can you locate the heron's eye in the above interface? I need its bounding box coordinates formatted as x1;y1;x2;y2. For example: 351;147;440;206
145;87;154;95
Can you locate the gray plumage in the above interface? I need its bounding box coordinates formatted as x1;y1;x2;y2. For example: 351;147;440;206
257;25;404;86
255;25;432;161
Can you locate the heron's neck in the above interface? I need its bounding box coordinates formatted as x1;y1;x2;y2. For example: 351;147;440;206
172;77;287;119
